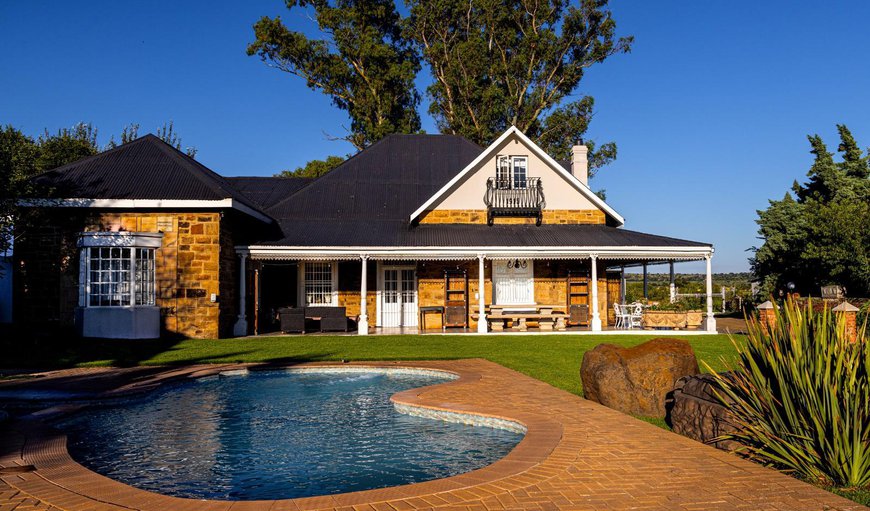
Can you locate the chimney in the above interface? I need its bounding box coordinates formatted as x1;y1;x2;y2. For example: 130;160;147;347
571;143;589;185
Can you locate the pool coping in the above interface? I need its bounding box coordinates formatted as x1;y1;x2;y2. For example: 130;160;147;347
0;359;866;511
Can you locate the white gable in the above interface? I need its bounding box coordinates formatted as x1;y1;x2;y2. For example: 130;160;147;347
410;127;624;226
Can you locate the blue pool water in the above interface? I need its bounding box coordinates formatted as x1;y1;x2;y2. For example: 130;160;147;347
57;369;523;500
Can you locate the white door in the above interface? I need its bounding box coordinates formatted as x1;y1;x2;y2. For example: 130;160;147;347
493;259;534;305
381;267;417;327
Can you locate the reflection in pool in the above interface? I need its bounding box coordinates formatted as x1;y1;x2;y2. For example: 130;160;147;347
58;369;523;500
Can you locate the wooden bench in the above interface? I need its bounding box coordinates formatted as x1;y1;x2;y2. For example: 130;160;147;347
472;311;567;331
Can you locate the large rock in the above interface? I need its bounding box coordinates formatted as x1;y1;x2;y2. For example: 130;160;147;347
668;373;740;450
580;338;700;417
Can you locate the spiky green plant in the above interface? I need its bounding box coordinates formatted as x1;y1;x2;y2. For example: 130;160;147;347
709;298;869;488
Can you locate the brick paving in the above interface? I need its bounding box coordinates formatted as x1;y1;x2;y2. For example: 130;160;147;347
0;360;865;511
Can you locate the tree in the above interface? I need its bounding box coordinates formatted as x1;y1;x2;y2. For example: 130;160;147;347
248;0;421;150
276;155;346;178
0;126;40;258
406;0;631;172
751;125;870;297
107;121;198;157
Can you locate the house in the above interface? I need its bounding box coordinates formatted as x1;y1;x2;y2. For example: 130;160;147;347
14;127;715;339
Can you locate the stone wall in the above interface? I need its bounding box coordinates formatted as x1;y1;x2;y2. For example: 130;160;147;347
14;209;247;339
418;209;606;225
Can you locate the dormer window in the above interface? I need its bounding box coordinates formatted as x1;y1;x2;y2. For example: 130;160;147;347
496;155;528;189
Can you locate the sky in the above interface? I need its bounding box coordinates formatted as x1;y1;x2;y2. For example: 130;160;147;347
2;1;869;273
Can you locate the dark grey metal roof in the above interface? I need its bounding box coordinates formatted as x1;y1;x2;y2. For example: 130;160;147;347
266;134;483;221
32;134;267;216
267;221;710;248
226;176;314;209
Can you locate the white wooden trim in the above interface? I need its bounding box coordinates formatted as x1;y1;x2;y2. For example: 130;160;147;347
408;126;625;226
379;264;418;328
240;245;713;262
20;198;272;224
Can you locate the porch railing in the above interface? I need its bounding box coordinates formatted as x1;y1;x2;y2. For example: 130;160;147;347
484;177;545;225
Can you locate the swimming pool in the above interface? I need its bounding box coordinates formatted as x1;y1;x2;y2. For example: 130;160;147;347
57;368;523;500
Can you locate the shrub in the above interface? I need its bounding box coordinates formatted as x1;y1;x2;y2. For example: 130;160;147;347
709;298;870;488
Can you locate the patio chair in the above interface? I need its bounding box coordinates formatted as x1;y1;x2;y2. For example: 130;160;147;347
305;306;349;332
613;303;630;329
629;302;644;329
278;307;305;334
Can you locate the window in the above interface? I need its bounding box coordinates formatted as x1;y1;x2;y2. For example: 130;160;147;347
303;262;336;306
495;155;528;189
512;157;528;189
78;232;163;308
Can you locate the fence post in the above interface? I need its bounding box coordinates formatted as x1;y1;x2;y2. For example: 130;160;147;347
832;301;860;343
757;300;776;330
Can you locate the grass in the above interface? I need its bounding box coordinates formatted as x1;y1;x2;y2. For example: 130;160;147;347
1;333;742;397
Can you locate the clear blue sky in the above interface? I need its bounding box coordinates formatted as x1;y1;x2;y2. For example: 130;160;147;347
2;1;869;273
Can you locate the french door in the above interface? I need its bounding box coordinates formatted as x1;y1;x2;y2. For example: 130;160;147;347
381;267;417;327
493;259;534;305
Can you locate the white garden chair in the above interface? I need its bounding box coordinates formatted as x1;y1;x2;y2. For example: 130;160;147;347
614;303;631;329
629;302;644;329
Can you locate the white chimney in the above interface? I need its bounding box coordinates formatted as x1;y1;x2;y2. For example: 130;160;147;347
571;144;589;186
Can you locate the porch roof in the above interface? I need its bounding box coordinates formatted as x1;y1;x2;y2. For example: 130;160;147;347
241;223;712;261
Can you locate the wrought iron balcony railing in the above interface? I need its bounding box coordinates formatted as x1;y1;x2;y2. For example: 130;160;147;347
483;177;545;226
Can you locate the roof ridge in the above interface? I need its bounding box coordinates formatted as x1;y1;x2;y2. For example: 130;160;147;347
149;137;266;214
29;134;155;180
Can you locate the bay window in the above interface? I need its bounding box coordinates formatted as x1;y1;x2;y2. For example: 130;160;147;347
78;232;163;308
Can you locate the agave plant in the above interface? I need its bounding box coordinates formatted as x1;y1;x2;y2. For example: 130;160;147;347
709;298;870;488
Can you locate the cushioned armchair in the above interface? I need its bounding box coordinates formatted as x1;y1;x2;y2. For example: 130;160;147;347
305;306;349;332
278;307;305;334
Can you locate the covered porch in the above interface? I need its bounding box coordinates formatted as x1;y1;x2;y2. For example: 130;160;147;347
230;246;717;336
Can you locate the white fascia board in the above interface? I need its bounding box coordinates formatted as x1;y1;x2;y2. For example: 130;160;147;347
408;126;626;226
238;245;713;261
78;231;164;249
19;198;272;224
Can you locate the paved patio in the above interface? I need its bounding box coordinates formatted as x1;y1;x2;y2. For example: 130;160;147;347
0;360;864;511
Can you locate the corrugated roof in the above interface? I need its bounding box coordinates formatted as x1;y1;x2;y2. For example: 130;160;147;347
32;134;267;216
266;134;483;221
266;221;711;248
226;176;314;209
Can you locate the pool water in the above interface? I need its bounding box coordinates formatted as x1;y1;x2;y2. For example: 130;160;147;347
57;369;523;500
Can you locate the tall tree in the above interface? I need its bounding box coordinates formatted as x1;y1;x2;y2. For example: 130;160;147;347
406;0;632;169
752;126;870;297
276;155;346;178
248;0;421;150
107;121;198;157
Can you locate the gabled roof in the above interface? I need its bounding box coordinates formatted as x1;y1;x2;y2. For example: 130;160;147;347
226;176;315;209
408;126;625;226
30;134;271;223
266;134;483;221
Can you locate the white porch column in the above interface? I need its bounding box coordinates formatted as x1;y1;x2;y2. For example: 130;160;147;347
620;265;626;303
233;253;248;337
358;255;369;335
704;254;717;332
669;260;676;303
477;254;487;333
642;262;649;299
590;254;602;331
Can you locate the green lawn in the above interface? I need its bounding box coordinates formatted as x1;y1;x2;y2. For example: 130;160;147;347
1;333;742;397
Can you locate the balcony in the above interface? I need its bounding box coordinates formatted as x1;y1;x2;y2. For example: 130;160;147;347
483;177;545;226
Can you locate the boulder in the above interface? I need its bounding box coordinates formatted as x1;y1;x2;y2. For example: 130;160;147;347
668;373;740;451
580;338;700;417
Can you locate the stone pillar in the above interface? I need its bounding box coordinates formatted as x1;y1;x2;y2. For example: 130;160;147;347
704;255;717;333
477;254;487;333
669;261;676;303
233;253;248;337
757;300;777;330
590;254;602;331
832;301;860;343
643;262;649;300
358;255;369;335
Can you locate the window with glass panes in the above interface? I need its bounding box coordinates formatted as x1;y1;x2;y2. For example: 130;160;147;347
304;262;334;305
83;246;157;307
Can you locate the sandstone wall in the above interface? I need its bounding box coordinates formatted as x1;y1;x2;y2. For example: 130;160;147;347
419;209;606;225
